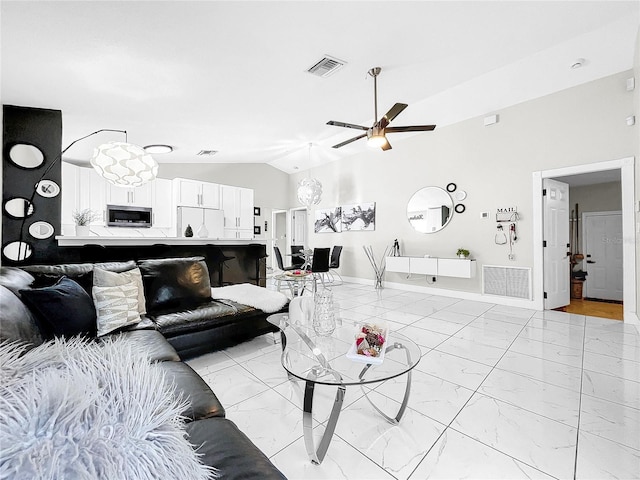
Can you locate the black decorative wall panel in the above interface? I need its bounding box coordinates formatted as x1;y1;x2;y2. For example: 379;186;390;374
2;105;63;265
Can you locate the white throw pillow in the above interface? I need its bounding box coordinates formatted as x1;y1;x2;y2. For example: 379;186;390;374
93;267;147;315
93;280;141;336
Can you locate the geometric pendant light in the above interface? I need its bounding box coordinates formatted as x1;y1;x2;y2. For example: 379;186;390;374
90;141;158;187
296;143;322;206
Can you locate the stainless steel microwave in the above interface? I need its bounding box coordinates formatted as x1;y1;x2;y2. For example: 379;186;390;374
106;204;152;227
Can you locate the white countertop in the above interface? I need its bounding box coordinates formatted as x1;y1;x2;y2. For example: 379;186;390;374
56;236;265;246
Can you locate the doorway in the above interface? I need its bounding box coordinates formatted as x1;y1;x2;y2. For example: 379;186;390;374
270;209;287;271
290;207;308;248
583;211;623;302
532;157;636;323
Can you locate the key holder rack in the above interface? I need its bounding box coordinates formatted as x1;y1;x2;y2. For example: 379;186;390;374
496;207;520;223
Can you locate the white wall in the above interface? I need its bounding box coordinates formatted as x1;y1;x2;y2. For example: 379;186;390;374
634;28;640;317
289;70;637;297
158;162;290;243
570;182;622;214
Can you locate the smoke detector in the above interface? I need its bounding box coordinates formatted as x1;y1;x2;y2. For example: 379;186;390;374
197;150;218;156
306;55;346;77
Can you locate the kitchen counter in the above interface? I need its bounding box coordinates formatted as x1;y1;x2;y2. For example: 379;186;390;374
56;236;265;247
51;239;268;287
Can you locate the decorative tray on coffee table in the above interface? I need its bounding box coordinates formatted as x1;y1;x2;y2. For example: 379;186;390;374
285;270;310;277
345;322;388;365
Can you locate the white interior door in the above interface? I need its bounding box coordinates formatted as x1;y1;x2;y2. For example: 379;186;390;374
270;210;287;270
543;178;570;310
583;211;623;301
291;208;307;247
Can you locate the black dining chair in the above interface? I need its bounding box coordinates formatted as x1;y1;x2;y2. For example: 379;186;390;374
310;247;331;291
290;245;305;269
328;245;343;285
273;246;296;272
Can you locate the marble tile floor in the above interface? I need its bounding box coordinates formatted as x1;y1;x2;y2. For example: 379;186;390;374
186;281;640;480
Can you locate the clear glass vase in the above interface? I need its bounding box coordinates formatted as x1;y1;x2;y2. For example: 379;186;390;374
312;288;336;336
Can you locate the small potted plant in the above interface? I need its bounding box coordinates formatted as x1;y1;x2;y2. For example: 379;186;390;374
72;209;98;236
456;248;470;259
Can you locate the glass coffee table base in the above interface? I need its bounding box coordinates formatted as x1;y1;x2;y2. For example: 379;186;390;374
301;342;414;465
303;379;345;465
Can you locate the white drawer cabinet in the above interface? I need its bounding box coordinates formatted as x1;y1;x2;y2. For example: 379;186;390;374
385;256;476;279
385;256;410;273
411;257;438;275
438;258;476;278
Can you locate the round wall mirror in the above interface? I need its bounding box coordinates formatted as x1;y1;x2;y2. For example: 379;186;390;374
407;187;454;233
9;144;45;169
29;221;55;239
2;241;33;262
35;180;60;198
3;198;35;218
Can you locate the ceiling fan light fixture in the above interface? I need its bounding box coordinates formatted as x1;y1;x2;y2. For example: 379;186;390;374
367;127;387;148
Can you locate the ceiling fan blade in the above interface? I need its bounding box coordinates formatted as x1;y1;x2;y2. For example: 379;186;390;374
327;120;369;131
381;137;392;151
386;125;436;133
379;103;408;128
332;133;367;149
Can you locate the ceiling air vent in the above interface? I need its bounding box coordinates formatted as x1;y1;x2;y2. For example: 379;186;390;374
306;55;346;78
197;150;218;156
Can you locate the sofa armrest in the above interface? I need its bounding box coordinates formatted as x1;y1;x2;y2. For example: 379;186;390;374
186;417;286;480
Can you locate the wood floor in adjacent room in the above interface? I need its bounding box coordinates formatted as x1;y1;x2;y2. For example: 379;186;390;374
562;298;624;321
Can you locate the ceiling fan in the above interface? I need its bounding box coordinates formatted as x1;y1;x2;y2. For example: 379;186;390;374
327;67;436;151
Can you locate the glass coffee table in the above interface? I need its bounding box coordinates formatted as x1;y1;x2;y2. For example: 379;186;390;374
274;272;312;297
267;313;421;465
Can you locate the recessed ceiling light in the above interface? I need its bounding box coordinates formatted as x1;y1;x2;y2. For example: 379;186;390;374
144;144;173;154
570;58;586;69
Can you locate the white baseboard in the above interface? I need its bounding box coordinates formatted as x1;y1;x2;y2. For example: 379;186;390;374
625;311;640;325
340;276;539;310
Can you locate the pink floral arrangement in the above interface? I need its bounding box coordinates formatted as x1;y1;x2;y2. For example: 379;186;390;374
355;324;386;357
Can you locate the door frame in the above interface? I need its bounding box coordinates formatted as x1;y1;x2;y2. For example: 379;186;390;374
532;157;636;322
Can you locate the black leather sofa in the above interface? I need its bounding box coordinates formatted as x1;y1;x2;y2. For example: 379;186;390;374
21;256;283;358
0;260;287;479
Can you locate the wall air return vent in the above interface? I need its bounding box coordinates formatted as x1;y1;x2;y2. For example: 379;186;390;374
197;150;218;156
482;265;532;300
306;55;346;77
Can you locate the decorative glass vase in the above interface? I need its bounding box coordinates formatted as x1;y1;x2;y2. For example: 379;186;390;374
312;288;336;336
197;223;209;238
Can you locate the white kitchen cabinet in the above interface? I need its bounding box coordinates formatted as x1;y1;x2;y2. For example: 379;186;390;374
151;178;173;229
106;182;152;207
61;163;106;232
173;178;220;209
221;185;254;239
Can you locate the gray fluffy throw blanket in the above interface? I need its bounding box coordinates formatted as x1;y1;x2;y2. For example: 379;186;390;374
0;337;215;480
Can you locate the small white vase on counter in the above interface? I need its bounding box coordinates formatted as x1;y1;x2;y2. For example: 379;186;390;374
75;225;90;236
197;223;209;238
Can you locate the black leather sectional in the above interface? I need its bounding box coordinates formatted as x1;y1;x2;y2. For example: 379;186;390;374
0;258;287;479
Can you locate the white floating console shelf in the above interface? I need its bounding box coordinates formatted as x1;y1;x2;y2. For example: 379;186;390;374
386;256;476;279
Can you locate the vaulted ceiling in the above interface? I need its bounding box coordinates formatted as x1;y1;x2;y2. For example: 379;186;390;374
2;1;638;173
